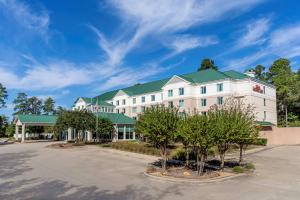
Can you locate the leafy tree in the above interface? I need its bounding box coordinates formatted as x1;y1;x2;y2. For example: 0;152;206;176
267;58;299;126
188;114;214;175
176;113;193;168
208;99;235;170
55;110;95;143
135;106;180;171
228;99;258;165
27;97;43;114
198;58;218;71
253;65;267;81
0;115;8;137
43;97;55;115
13;93;29;114
95;117;114;141
55;106;66;115
0;83;8;109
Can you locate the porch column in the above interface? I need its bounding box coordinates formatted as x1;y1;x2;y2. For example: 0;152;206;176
113;125;118;142
87;131;92;142
67;128;72;141
21;124;25;143
15;125;19;140
133;129;136;140
123;125;126;140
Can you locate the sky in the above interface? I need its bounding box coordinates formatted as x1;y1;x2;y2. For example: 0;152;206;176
1;0;300;118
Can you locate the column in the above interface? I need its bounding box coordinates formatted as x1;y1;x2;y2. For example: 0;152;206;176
15;125;19;140
113;125;118;142
133;129;136;140
21;124;25;143
123;125;126;140
67;128;72;141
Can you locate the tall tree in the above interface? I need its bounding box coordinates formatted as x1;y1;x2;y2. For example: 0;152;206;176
135;106;180;171
13;93;29;114
27;97;43;114
198;58;218;71
254;65;267;81
43;97;55;115
267;58;299;126
0;83;8;109
0;115;8;137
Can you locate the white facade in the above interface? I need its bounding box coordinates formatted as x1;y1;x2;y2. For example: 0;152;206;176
74;72;277;125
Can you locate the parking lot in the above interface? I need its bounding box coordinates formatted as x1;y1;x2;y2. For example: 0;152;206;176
0;142;300;200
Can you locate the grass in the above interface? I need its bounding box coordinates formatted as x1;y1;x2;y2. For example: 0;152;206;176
233;166;244;173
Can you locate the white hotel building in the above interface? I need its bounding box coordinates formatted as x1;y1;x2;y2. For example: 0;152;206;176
74;69;277;126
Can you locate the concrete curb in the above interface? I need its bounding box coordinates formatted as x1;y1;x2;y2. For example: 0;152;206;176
143;171;247;184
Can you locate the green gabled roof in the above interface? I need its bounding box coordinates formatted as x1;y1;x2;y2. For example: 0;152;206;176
94;113;135;124
122;79;170;96
15;114;58;124
178;69;230;84
95;90;119;101
79;97;113;107
223;70;249;79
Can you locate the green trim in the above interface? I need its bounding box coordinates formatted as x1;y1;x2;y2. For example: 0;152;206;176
15;114;58;124
256;121;274;126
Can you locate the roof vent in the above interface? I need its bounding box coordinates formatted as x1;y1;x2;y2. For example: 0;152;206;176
244;69;255;78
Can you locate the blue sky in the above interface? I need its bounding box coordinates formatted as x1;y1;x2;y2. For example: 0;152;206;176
1;0;300;118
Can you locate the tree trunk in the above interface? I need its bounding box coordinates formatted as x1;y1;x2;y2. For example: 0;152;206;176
160;144;167;171
239;144;244;165
185;145;189;168
220;153;225;170
199;153;205;176
285;105;288;127
218;144;228;170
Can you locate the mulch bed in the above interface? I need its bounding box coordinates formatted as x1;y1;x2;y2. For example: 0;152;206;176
46;142;85;149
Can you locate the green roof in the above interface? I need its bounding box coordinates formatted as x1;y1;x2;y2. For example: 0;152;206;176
122;79;169;96
223;70;249;79
76;97;114;107
15;114;58;124
256;121;274;126
95;90;119;101
179;69;230;83
94;113;135;124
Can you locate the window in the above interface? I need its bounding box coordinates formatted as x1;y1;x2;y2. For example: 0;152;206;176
122;99;126;105
141;106;146;112
151;95;155;101
132;107;137;113
133;98;136;104
168;101;173;108
264;98;266;106
116;109;119;113
201;98;207;107
264;111;267;120
122;108;126;114
141;96;145;103
217;97;223;105
179;88;184;95
201;111;207;116
179;99;184;107
200;86;206;94
217;83;223;92
116;100;119;106
168;89;173;97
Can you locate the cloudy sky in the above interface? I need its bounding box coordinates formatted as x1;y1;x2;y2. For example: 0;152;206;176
1;0;300;117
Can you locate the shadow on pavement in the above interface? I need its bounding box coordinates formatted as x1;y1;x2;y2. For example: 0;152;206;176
0;178;182;200
0;151;36;179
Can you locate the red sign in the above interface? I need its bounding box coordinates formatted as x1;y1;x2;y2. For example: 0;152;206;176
253;85;263;93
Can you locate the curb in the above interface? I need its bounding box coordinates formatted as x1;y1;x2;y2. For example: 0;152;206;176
143;171;247;184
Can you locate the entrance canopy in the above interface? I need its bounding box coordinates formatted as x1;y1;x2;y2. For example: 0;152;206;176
13;114;58;142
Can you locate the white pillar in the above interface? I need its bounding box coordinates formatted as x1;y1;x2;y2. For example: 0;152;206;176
113;125;118;142
123;125;126;140
133;130;136;140
15;125;19;140
67;128;72;141
21;124;25;143
87;131;92;142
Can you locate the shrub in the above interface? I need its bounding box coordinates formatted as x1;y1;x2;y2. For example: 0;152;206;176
245;163;255;170
110;141;160;156
252;138;268;146
233;166;244;173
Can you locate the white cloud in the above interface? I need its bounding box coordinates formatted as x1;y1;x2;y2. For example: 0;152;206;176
93;0;265;65
226;23;300;69
0;0;49;34
235;17;270;49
